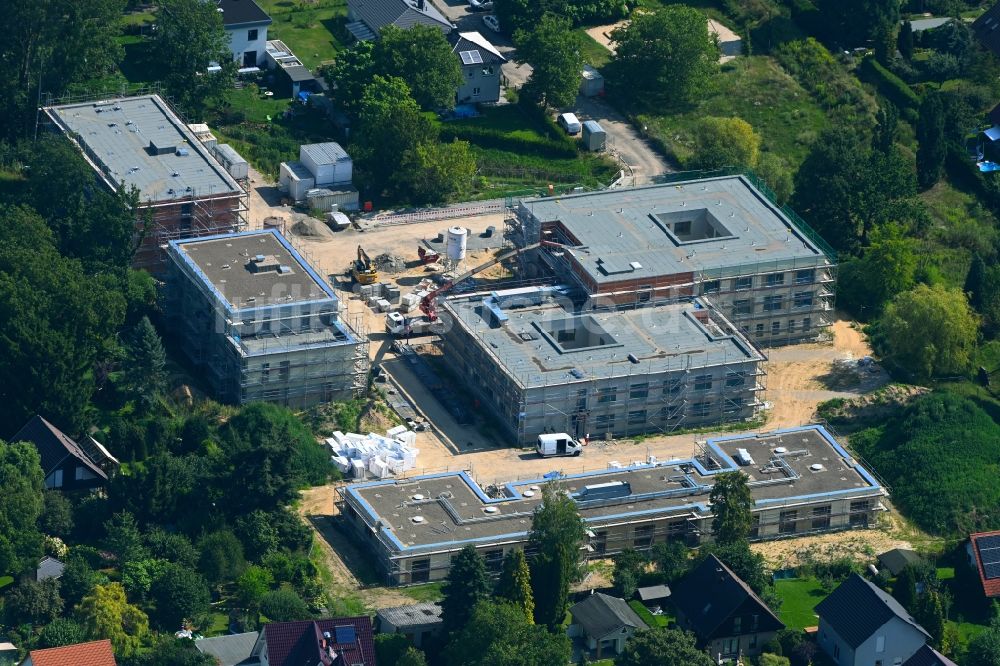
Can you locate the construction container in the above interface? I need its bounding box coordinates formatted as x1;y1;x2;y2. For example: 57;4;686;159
580;65;605;97
212;144;249;180
327;211;351;230
300;142;353;186
582;120;607;152
279;161;315;201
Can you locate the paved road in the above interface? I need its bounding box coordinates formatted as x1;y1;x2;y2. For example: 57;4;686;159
571;95;672;185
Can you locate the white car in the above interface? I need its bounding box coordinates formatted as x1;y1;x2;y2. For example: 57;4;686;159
482;14;500;33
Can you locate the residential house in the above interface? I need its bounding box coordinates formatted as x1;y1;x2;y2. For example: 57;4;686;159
568;592;647;658
218;0;272;68
375;603;443;648
345;0;453;41
0;642;16;666
248;617;376;666
450;31;506;104
877;548;923;577
974;2;1000;56
672;554;784;659
12;416;108;491
195;631;260;666
968;530;1000;598
22;639;116;666
815;573;932;666
903;645;958;666
35;557;64;582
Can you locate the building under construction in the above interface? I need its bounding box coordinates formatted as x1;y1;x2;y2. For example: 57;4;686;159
339;425;888;585
507;174;836;347
439;287;765;444
165;230;368;408
42;94;248;271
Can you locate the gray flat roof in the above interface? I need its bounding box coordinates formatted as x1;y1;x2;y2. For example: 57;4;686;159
376;603;443;627
345;426;885;553
44;95;241;203
519;176;831;284
172;230;335;310
442;288;763;389
301;142;350;165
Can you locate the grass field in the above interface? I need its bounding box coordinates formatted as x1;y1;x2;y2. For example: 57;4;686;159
576;30;612;68
256;0;349;69
628;599;671;628
773;577;827;630
401;582;445;603
638;56;828;169
0;575;13;591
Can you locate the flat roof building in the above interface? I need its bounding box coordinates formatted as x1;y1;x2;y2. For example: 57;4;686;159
165;229;368;407
509;175;836;347
43;94;247;270
439;286;765;444
339;425;887;585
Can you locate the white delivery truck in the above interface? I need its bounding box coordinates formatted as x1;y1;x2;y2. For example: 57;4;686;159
536;433;583;457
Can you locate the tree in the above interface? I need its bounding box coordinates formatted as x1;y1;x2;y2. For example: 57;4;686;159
614;627;714;666
152;0;235;116
760;655;791;666
443;600;572;666
688;116;761;170
872;102;898;155
495;549;534;623
60;553;98;608
38;491;74;538
967;625;1000;666
916;93;947;190
0;441;44;576
373;25;463;110
650;541;688;582
514;14;585;108
441;545;490;632
236;565;274;621
892;564;919;612
838;235;917;318
124;317;167;409
755;153;793;204
149;563;211;630
966;254;988;312
37;617;88;649
527;485;586;628
0;206;126;434
260;587;312;622
608;6;719;107
817;0;898;49
3;578;63;626
121;558;166;602
351;76;437;201
324;41;376;116
77;582;150;658
899;21;914;60
396;648;429;666
709;471;754;546
398;140;477;205
875;284;978;379
104;511;147;563
0;0;125;141
198;530;246;588
145;529;199;569
127;636;219;666
235;511;280;562
612;548;646;599
914;589;945;647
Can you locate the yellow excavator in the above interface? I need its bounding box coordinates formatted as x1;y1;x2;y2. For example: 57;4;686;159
352;245;378;285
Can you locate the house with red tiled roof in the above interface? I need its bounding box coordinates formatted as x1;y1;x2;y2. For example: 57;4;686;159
968;530;1000;597
248;616;376;666
23;639;116;666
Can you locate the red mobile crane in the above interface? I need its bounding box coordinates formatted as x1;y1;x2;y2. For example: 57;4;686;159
419;240;570;321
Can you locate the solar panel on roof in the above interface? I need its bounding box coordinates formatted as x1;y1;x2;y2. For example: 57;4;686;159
459;50;483;65
985;561;1000;580
334;625;356;644
979;547;1000;565
978;535;1000;550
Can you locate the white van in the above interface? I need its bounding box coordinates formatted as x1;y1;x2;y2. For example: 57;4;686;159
557;112;582;135
536;433;583;457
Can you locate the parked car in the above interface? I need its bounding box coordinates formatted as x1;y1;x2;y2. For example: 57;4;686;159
468;0;493;11
536;433;583;457
482;14;500;32
557;112;582;135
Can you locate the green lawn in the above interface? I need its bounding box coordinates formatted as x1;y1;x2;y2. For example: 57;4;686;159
629;599;671;628
400;582;445;603
576;30;612;68
638;55;828;169
256;0;349;69
203;610;230;636
0;575;13;591
774;577;827;630
949;619;988;644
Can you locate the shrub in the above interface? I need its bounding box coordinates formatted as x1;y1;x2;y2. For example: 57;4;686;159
439;125;578;160
858;56;919;109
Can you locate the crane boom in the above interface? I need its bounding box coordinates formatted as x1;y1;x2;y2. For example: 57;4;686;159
419;240;568;320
